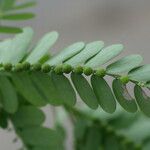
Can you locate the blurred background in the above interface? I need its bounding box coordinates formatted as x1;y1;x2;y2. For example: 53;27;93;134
0;0;150;149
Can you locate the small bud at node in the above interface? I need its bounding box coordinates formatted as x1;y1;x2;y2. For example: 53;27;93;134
54;64;63;75
62;64;73;74
95;69;106;77
4;63;12;71
32;63;41;71
42;64;51;73
83;67;93;76
74;66;83;74
120;76;129;84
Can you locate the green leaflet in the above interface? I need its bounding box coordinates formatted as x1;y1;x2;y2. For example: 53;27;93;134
0;76;18;113
20;127;62;147
129;65;150;82
66;41;104;67
11;1;36;10
71;73;98;109
2;13;35;20
107;55;143;75
11;105;45;128
50;72;76;106
47;42;85;66
0;27;33;64
134;85;150;117
30;72;63;106
0;26;22;33
26;31;58;63
85;44;123;68
91;75;116;113
11;72;47;107
30;72;76;106
112;79;137;113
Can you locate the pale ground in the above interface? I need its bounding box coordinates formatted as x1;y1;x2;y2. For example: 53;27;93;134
0;0;150;149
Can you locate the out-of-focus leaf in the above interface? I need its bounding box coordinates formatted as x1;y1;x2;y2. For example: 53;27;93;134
20;127;62;147
11;73;47;107
0;26;22;33
0;27;33;64
129;65;150;82
71;73;98;109
2;13;35;20
122;117;150;143
85;44;123;68
134;85;150;117
31;125;65;150
112;79;137;113
12;1;36;10
47;42;85;66
108;113;138;129
104;135;120;150
91;75;116;113
84;126;102;150
74;119;88;140
0;76;18;113
11;105;45;128
107;55;143;75
26;31;58;63
66;41;104;67
0;0;15;10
